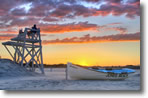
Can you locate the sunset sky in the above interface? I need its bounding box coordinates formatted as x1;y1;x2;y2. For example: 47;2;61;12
0;0;140;66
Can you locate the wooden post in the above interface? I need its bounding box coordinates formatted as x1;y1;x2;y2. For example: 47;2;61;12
38;29;44;74
21;28;27;67
66;64;68;80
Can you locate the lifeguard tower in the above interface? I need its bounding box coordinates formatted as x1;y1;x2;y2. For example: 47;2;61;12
2;25;44;74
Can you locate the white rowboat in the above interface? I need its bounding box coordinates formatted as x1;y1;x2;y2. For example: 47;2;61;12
67;62;135;80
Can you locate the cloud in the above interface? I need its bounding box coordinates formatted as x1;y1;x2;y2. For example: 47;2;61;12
0;0;140;24
39;21;98;33
0;31;140;44
104;27;127;34
82;0;102;2
0;0;31;16
47;0;140;19
0;21;127;34
0;33;50;41
106;22;122;25
94;2;140;19
42;32;140;44
42;17;59;22
0;0;139;35
0;34;16;40
0;26;19;34
39;22;127;34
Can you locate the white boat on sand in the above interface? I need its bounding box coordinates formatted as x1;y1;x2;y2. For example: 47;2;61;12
67;62;135;80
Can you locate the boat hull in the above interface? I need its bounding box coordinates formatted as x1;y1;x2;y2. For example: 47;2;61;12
67;62;134;80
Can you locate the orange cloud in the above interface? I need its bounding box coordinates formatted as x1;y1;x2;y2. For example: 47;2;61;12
40;22;98;33
42;32;140;45
40;22;126;34
0;34;16;40
107;22;122;25
0;22;127;35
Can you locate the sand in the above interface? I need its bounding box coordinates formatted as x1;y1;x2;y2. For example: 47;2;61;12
0;59;140;90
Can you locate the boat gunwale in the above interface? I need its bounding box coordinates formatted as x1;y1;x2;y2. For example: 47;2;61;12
69;63;135;74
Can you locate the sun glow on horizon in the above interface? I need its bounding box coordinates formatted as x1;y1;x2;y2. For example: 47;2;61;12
78;60;89;66
0;41;140;67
